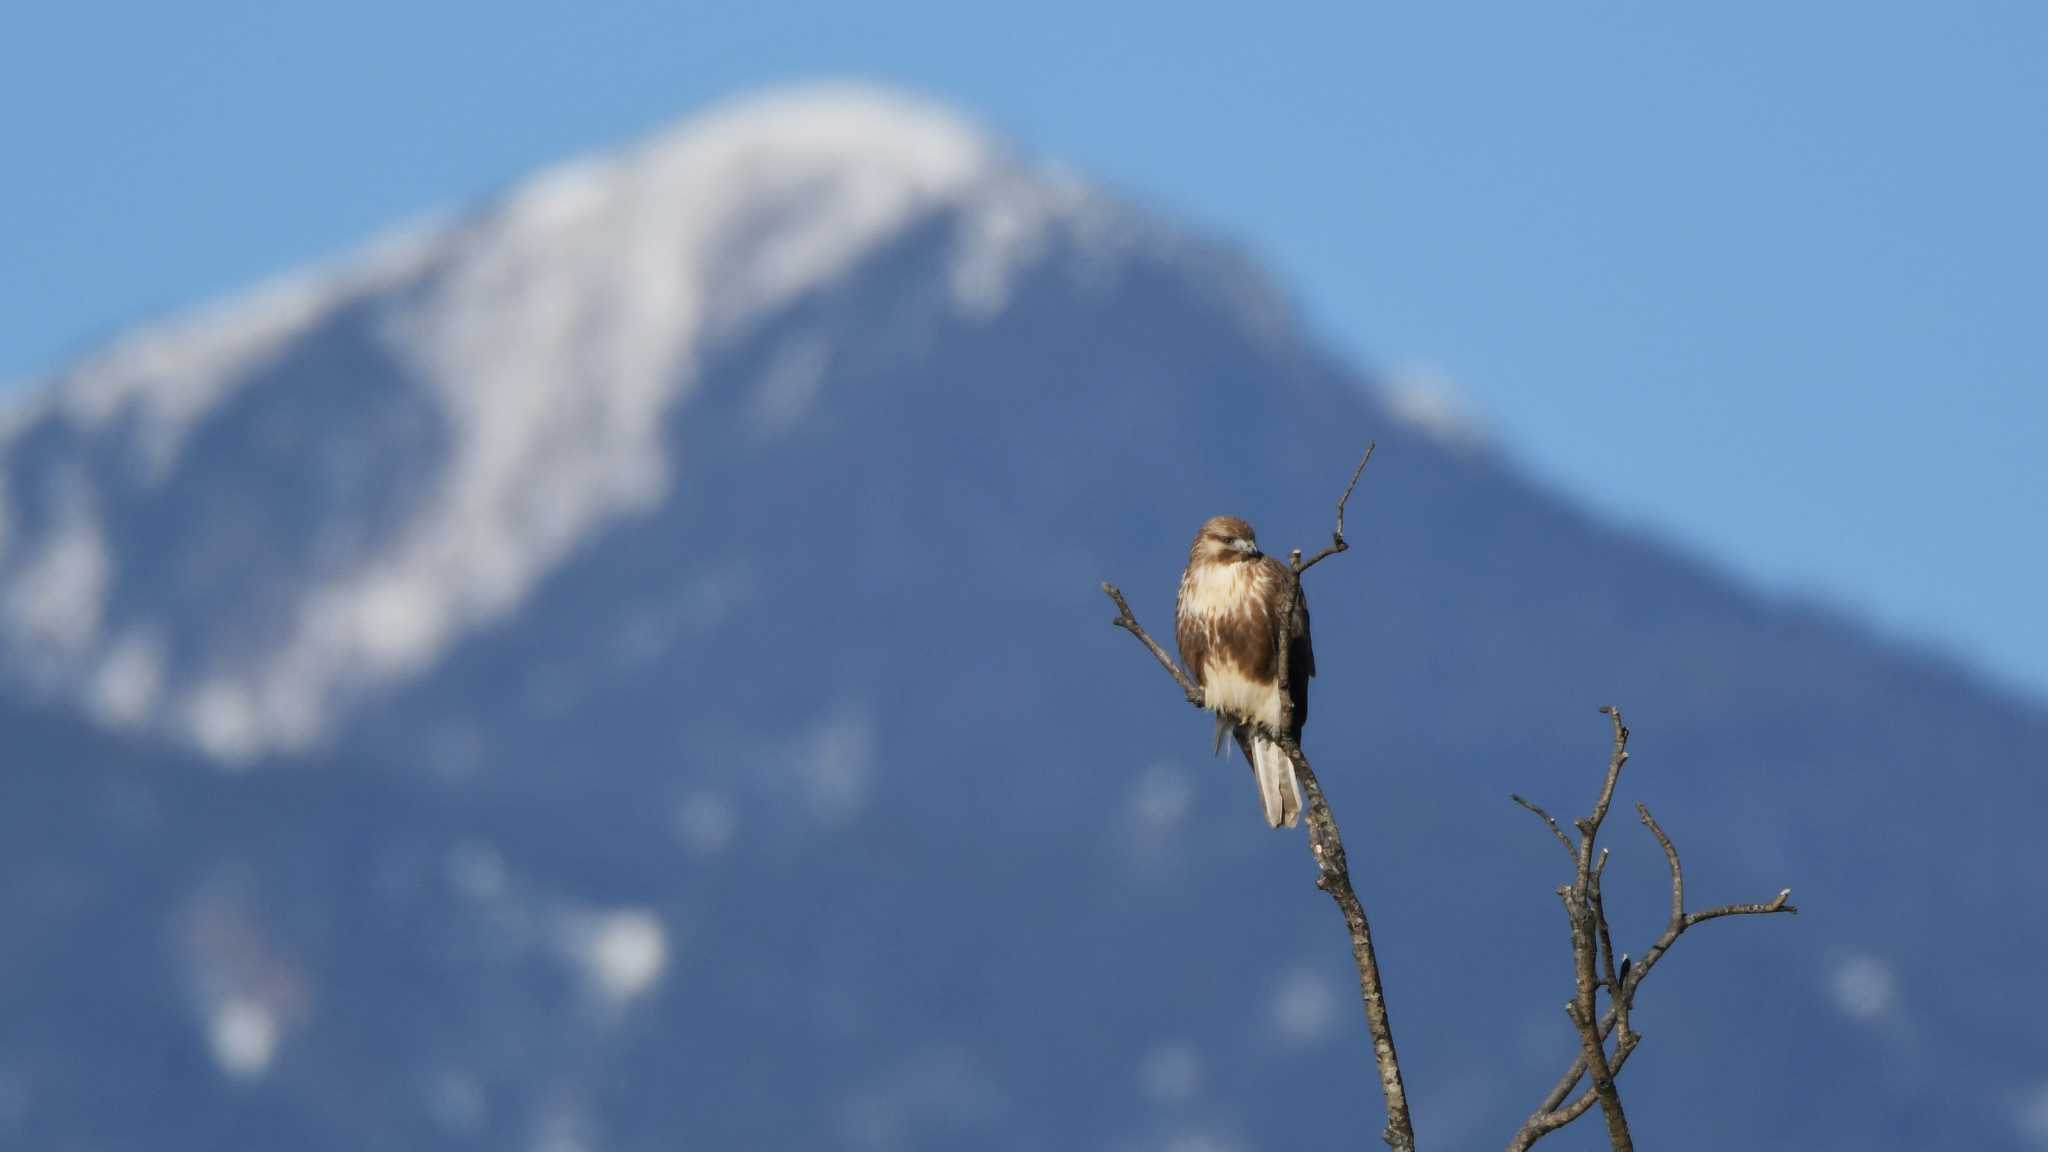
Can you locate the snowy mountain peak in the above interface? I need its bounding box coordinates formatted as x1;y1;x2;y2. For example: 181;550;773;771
25;86;1012;479
628;83;997;202
0;85;1103;763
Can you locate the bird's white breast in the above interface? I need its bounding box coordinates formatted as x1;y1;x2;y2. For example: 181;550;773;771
1180;562;1284;731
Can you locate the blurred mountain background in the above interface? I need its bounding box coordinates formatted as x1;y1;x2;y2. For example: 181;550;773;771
1;82;2044;1152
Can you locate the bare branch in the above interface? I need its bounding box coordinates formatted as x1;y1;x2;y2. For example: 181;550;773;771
1280;733;1412;1150
1294;441;1375;575
1627;803;1798;991
1578;705;1630;841
1512;793;1578;867
1688;891;1796;925
1101;582;1203;707
1639;800;1685;925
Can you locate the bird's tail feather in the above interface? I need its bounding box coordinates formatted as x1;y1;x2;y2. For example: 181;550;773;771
1212;713;1232;757
1250;734;1303;829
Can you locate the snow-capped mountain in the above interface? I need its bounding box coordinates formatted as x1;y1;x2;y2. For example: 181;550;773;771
2;86;2044;1151
0;88;1147;762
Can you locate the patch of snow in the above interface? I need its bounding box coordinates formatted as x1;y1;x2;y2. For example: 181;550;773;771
2;474;107;667
565;909;669;1005
1385;364;1491;448
208;997;281;1082
1130;762;1194;831
90;628;164;728
1124;761;1197;880
187;679;264;766
1827;951;1897;1023
1270;964;1341;1046
178;868;307;1083
950;168;1089;316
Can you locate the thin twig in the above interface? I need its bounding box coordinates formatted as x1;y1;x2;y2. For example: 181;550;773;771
1688;892;1797;925
1627;803;1796;988
1293;441;1375;575
1103;582;1203;706
1512;794;1577;867
1639;801;1686;923
1576;706;1630;840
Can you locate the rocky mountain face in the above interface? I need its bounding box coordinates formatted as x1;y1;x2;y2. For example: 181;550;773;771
2;87;2043;1151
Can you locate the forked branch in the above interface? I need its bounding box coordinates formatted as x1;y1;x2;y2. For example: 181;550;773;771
1293;441;1375;575
1506;709;1798;1151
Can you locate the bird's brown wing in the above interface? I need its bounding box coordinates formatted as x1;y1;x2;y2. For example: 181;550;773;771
1174;573;1209;690
1288;582;1314;735
1252;554;1315;735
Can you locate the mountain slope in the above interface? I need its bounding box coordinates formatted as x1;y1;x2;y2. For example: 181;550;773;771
3;86;2045;1151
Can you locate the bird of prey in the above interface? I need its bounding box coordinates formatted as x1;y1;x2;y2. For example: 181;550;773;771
1174;515;1314;828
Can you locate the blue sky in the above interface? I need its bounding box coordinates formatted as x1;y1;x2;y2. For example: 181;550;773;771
5;2;2043;698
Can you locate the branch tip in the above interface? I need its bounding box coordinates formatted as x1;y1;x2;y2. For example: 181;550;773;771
1294;441;1377;575
1512;794;1578;865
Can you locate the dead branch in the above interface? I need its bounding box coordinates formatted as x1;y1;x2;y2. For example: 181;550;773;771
1512;793;1577;867
1102;443;1416;1152
1293;441;1375;575
1506;710;1798;1152
1104;583;1204;707
1274;559;1412;1150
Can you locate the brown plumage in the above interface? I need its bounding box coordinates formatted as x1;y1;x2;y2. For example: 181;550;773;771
1173;515;1314;827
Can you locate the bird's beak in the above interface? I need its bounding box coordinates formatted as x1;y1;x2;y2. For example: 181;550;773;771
1233;539;1261;556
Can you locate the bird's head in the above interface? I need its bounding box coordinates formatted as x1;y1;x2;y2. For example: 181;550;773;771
1191;515;1262;564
